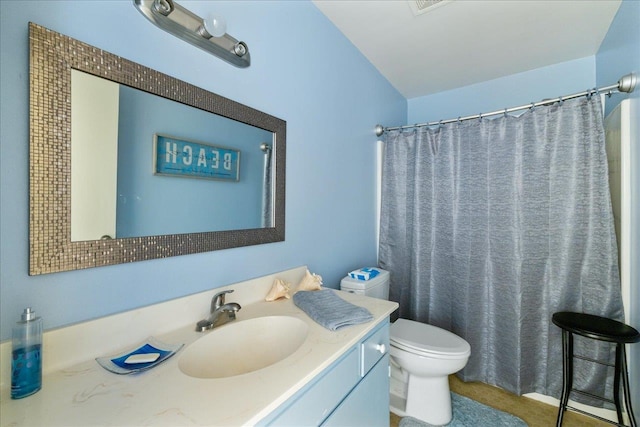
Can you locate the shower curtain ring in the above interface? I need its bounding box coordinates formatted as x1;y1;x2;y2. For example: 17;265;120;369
529;102;535;110
457;116;462;124
504;108;508;117
558;96;564;106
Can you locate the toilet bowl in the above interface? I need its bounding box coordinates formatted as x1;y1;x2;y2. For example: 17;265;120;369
389;318;471;426
340;269;471;425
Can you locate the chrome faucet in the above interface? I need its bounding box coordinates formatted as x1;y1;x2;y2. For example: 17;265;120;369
196;290;242;332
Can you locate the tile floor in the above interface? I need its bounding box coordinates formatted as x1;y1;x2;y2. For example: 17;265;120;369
389;375;610;427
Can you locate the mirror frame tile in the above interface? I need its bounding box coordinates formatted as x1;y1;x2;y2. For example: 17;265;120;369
29;23;285;275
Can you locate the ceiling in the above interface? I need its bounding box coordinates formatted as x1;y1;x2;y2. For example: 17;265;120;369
313;0;622;99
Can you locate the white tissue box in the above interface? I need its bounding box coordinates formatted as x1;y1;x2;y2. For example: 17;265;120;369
348;268;380;281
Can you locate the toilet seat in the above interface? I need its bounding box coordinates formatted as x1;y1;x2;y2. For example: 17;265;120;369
390;318;470;358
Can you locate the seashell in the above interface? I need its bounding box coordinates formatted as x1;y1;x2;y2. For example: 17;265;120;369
265;278;291;301
296;269;323;292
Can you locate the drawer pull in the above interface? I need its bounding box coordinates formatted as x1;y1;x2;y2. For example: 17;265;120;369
375;344;386;354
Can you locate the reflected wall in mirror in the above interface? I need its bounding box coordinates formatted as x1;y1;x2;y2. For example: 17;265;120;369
29;23;286;275
71;70;274;241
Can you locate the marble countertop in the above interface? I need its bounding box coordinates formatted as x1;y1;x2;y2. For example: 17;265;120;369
1;288;397;426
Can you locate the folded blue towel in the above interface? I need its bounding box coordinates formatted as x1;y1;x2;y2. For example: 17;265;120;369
293;289;374;331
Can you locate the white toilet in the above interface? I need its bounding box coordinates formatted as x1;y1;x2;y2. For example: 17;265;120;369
341;269;471;426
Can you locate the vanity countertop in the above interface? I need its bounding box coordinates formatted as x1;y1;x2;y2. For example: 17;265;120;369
0;286;397;426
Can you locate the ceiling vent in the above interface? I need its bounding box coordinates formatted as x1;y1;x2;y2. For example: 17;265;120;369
408;0;451;16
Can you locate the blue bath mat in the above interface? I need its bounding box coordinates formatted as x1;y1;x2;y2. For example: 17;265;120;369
399;393;528;427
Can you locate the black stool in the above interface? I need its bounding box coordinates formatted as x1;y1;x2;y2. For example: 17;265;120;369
552;312;639;427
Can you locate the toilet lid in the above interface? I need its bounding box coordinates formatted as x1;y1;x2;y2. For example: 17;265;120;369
390;318;470;357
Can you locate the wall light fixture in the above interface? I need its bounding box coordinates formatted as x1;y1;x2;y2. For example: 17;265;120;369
133;0;250;68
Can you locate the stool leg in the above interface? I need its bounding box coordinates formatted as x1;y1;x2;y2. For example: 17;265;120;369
614;344;624;424
619;345;637;427
557;331;573;427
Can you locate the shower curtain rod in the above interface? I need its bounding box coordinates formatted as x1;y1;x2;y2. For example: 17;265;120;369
374;73;636;137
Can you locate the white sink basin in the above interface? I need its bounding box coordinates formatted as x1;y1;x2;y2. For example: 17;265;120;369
179;315;309;379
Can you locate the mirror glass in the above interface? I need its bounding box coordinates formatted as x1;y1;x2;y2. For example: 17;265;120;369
70;70;274;241
29;23;285;275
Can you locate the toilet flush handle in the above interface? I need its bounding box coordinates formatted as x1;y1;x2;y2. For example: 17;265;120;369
375;344;386;354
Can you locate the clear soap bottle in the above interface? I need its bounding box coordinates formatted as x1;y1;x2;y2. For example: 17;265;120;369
11;307;43;399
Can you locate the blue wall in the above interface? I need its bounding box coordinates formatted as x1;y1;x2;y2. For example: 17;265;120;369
596;0;640;411
0;0;406;341
408;56;596;124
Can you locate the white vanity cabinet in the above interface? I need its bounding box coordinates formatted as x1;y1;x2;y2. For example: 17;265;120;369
260;319;390;427
0;267;399;427
322;354;390;426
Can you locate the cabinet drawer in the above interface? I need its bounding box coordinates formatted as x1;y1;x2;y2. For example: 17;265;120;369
360;320;389;377
266;347;359;426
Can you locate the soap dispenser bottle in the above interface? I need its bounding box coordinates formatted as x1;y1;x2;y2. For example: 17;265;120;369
11;307;43;399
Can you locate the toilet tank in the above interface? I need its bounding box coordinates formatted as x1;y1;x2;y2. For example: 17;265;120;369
340;268;389;300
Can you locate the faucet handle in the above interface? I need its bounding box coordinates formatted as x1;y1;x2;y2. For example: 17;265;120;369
211;289;234;311
220;302;242;320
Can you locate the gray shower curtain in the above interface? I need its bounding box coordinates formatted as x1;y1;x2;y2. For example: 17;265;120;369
261;143;273;228
379;96;624;405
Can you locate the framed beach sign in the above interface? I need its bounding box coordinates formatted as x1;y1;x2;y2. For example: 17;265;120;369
154;134;240;181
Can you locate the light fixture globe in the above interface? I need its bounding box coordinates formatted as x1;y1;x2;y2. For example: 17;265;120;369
203;15;227;38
